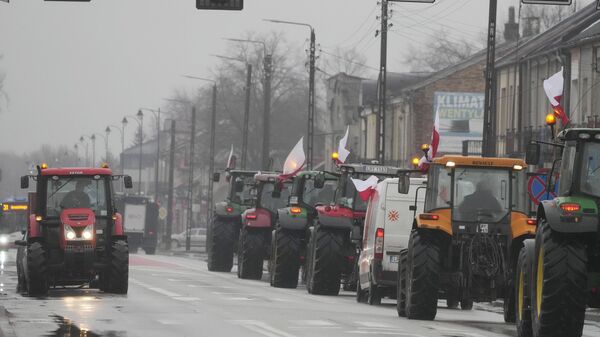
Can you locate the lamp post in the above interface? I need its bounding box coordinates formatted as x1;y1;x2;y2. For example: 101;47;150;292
225;38;272;170
212;53;252;170
139;107;163;203
73;144;80;166
263;19;315;169
124;113;143;194
106;124;125;174
80;135;92;167
92;133;108;165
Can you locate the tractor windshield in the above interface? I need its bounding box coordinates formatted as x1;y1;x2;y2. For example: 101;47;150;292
230;175;255;206
452;168;510;223
580;142;600;197
45;176;109;218
302;178;337;207
337;177;368;212
258;182;291;213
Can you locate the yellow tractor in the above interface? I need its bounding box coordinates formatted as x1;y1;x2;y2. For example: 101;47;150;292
397;156;535;321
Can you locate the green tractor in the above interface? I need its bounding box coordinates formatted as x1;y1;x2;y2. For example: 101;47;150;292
269;171;338;288
207;170;257;272
516;128;600;337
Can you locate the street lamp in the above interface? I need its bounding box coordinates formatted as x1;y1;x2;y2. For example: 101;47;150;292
212;53;253;170
79;135;91;167
181;75;217;251
124;112;144;194
73;144;80;166
263;19;315;169
139;107;165;203
224;38;272;170
106;124;125;174
91;132;108;165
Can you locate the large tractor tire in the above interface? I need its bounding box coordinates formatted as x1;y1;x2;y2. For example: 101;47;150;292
396;249;408;317
207;217;236;272
105;240;129;294
26;242;48;296
531;220;587;337
270;227;302;288
516;239;535;337
367;275;382;305
237;228;266;280
306;226;345;296
406;229;441;321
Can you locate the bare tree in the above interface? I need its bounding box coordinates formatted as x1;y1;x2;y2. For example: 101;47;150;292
403;29;478;72
320;46;371;78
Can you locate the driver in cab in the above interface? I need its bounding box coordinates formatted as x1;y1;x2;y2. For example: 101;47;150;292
458;180;502;219
60;180;91;209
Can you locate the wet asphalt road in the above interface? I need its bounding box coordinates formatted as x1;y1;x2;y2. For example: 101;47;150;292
1;249;600;337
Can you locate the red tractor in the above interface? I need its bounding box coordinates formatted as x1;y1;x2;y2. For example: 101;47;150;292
16;164;133;296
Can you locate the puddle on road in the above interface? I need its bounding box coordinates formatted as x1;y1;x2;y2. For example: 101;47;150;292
45;315;126;337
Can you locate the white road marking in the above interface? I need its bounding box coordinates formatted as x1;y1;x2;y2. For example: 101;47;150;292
356;321;395;328
225;297;254;301
230;320;296;337
346;331;424;336
130;278;200;301
157;319;181;325
289;320;336;327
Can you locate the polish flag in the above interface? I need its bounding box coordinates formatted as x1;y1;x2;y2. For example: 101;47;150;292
281;137;306;178
418;106;441;172
543;68;569;126
226;144;236;170
336;126;351;165
351;175;379;202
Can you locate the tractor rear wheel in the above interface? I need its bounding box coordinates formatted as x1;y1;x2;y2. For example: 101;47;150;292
105;240;129;294
396;249;408;317
367;278;382;305
516;239;535;337
207;217;236;272
460;298;473;310
446;298;459;309
406;229;440;320
306;226;344;296
237;228;266;280
531;220;587;337
26;242;48;296
271;227;302;288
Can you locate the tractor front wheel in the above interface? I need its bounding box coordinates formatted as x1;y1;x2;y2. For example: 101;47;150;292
237;228;266;280
306;226;344;295
270;227;302;288
207;218;236;272
26;242;48;297
515;239;535;337
105;240;129;294
406;229;440;320
396;249;408;317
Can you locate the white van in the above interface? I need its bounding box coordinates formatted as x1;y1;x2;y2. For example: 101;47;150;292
356;177;426;305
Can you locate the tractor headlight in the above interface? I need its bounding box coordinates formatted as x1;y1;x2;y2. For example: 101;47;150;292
64;225;77;240
82;225;94;240
0;235;8;245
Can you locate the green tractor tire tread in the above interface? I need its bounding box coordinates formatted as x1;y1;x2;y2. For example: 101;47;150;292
238;229;265;280
308;227;344;296
271;227;302;288
106;240;129;294
397;248;409;317
406;230;440;321
533;220;587;337
207;218;236;272
516;239;535;337
26;242;48;296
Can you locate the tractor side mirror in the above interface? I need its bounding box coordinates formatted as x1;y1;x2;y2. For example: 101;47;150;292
525;143;541;165
123;175;133;189
213;172;221;182
234;179;244;192
398;174;410;194
20;176;29;189
14;240;26;247
314;173;325;189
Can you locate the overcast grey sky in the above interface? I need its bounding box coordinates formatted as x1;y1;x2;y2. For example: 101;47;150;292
2;0;580;155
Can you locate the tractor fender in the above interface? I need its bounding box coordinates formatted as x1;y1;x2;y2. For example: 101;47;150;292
242;208;273;229
214;201;240;218
538;200;598;233
414;209;452;236
28;214;41;238
277;208;308;230
112;212;124;236
316;205;354;230
510;212;536;240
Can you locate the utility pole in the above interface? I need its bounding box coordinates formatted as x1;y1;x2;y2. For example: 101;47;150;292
186;107;196;251
377;0;389;165
242;63;252;170
482;0;498;157
262;55;273;171
165;120;175;250
307;29;316;170
154;108;161;203
207;84;217;226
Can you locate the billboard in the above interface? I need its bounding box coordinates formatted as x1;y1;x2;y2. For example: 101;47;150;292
433;92;484;154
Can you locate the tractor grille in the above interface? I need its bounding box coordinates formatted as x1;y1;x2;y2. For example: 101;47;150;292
68;214;90;221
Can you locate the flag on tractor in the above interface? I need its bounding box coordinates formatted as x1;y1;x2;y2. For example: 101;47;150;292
418;105;441;172
335;126;350;165
226;144;236;170
351;175;379;201
281;137;306;179
543;68;569;126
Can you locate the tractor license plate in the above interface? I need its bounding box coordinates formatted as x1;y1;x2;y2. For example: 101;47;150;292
389;255;399;264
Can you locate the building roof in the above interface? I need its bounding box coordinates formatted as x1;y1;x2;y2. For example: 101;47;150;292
362;72;431;105
122;139;159;156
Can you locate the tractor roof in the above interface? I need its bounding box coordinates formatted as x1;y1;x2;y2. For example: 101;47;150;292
228;170;259;176
296;171;338;179
559;128;600;141
40;167;114;176
253;172;281;182
432;155;526;169
338;163;403;176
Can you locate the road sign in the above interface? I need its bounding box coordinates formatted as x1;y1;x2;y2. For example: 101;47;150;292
196;0;243;10
528;170;559;205
521;1;572;5
158;207;168;220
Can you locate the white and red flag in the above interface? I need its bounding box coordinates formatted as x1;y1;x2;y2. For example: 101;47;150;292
281;137;306;179
226;144;236;170
335;126;351;165
543;68;569;126
351;175;379;201
418;105;441;172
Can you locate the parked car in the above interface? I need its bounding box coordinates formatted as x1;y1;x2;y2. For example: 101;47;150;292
356;177;426;305
171;228;207;248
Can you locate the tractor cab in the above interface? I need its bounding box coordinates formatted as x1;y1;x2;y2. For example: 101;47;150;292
213;170;258;218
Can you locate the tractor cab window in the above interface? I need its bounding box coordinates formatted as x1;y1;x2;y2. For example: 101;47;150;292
337;176;368;212
302;178;336;207
425;165;451;211
559;142;576;196
46;176;108;217
580;142;600;197
452;168;510;223
258;183;291;213
230;176;255;206
512;170;528;214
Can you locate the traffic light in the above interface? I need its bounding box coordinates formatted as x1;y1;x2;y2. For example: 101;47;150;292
521;0;572;4
196;0;243;11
